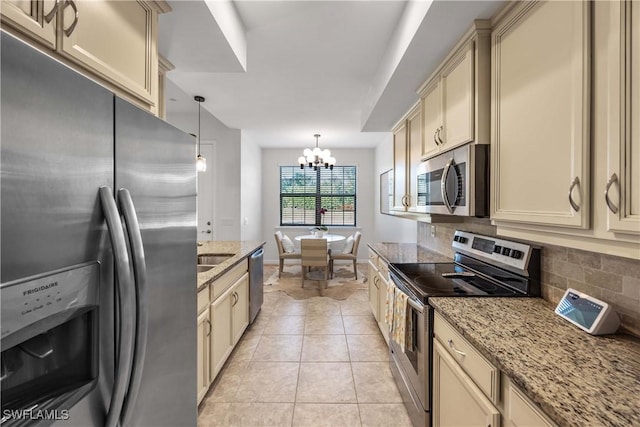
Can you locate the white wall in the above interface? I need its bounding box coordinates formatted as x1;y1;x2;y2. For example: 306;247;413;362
240;131;263;241
166;110;242;240
261;148;376;264
374;134;417;243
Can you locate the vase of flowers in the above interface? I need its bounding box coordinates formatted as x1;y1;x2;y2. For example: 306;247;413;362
310;208;328;237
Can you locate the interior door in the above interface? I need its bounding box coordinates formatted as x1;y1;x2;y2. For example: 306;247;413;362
198;142;215;240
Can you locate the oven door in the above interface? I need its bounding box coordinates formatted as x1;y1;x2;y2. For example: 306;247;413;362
388;275;431;427
416;144;487;217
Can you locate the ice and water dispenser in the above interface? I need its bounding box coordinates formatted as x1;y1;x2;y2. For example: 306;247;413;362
1;263;100;423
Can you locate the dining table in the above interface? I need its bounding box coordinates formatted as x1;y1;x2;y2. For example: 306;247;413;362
294;233;346;243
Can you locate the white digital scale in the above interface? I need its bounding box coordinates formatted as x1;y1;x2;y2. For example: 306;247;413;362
555;288;620;335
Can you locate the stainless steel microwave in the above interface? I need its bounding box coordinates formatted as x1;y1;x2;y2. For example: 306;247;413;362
415;144;488;216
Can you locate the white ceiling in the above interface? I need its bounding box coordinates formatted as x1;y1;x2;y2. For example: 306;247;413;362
160;0;504;149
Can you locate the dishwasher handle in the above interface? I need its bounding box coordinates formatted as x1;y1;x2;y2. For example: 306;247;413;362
251;248;264;259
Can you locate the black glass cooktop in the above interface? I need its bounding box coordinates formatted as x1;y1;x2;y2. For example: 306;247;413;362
389;261;522;302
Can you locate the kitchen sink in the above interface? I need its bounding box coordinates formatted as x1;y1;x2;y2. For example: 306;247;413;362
197;265;215;273
197;253;234;266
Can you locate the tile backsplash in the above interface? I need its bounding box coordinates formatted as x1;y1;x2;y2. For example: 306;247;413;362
417;220;640;336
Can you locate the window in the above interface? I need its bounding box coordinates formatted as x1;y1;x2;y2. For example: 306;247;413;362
280;166;356;227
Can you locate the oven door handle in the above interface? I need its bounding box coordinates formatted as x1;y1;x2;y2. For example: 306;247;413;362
441;157;455;214
406;296;423;314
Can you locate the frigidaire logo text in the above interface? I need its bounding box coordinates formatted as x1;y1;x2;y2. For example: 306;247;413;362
23;281;58;296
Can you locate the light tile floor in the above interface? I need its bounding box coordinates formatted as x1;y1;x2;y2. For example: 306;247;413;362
198;288;413;427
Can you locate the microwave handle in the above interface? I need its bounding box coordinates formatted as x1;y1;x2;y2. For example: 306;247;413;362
441;157;455;214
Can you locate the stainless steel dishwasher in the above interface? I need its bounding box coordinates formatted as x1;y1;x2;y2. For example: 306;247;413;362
249;248;264;323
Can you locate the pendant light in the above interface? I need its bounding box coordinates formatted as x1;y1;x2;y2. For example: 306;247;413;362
195;95;207;172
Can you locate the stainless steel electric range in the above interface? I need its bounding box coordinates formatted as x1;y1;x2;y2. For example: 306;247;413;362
388;231;541;427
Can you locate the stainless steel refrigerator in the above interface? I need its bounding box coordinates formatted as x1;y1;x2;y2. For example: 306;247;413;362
1;32;197;426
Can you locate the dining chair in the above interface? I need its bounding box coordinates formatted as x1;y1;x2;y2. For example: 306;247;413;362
274;231;301;277
300;238;329;288
329;231;361;279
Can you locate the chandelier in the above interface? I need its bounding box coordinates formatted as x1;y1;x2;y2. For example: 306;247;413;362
297;134;336;170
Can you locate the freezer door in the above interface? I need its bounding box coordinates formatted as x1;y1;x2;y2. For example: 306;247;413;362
114;98;197;426
1;32;115;426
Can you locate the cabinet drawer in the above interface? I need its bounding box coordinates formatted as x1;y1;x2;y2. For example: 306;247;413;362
197;286;209;314
434;312;499;402
368;249;379;268
212;260;248;300
378;260;389;281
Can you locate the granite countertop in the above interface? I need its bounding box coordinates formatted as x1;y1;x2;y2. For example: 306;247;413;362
368;242;452;264
429;297;640;427
197;240;265;292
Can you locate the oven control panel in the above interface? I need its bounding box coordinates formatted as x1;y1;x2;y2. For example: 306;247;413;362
452;231;534;272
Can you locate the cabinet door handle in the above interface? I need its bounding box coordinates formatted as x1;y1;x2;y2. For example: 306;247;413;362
63;0;79;37
44;0;59;23
447;339;466;357
433;129;440;146
568;177;581;212
604;173;619;214
436;126;444;145
232;291;239;307
206;318;212;337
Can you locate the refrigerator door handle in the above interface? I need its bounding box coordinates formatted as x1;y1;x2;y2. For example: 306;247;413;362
117;188;149;426
99;186;136;427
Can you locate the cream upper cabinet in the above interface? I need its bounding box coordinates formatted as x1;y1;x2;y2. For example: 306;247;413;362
440;41;475;148
58;0;158;108
407;106;423;213
606;0;640;235
490;1;591;229
418;21;491;161
1;0;57;48
492;1;639;259
432;339;501;427
1;0;167;114
392;121;408;211
421;81;442;159
392;102;422;212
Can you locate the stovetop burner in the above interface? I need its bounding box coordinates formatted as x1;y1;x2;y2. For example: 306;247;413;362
414;276;470;294
389;259;524;303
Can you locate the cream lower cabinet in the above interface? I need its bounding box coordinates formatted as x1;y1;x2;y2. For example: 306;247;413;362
376;260;390;344
196;285;211;404
491;0;591;229
367;259;380;322
197;261;249;404
367;249;391;344
434;312;556;427
211;272;249;378
196;307;211;404
501;375;556;427
433;340;501;427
